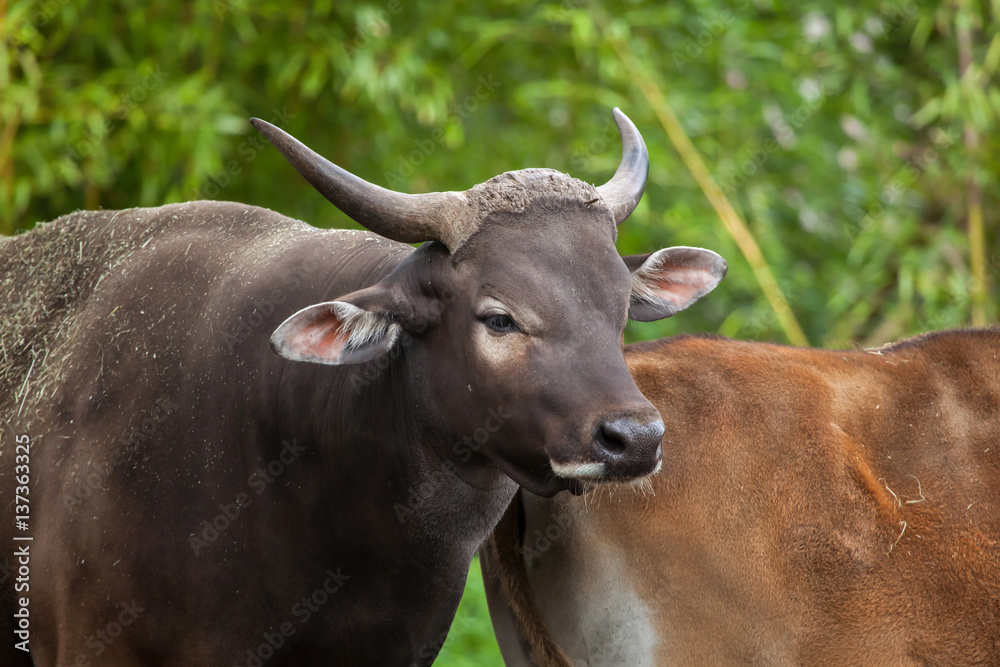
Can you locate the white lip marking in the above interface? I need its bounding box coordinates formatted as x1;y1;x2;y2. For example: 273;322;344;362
550;458;661;483
550;460;607;480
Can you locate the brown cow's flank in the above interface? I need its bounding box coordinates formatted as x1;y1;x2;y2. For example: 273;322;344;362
486;329;1000;666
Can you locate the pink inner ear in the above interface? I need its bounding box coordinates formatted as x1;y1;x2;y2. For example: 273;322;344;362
286;312;350;360
647;267;715;307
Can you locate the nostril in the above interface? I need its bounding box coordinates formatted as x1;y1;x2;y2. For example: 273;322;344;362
595;421;628;457
590;418;664;477
595;419;664;457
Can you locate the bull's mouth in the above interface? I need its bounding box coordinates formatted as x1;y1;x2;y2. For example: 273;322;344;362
490;442;663;498
490;455;589;498
548;457;663;488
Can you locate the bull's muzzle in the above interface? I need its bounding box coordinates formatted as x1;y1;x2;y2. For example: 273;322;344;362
550;416;664;482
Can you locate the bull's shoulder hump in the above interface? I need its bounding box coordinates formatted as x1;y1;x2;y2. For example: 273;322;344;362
6;201;411;272
16;200;397;244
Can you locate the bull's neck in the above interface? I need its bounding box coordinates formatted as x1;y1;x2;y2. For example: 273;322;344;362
270;349;516;561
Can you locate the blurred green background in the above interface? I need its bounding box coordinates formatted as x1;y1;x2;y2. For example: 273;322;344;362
3;0;998;663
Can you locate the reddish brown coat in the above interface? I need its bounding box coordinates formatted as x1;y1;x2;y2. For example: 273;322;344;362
484;330;1000;666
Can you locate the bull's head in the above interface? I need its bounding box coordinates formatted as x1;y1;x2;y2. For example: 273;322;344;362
253;109;726;496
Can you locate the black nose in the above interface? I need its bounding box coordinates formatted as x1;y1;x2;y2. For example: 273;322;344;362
593;418;665;470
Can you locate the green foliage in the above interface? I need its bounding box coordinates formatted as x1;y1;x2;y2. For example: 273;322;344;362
434;557;503;667
3;0;997;346
3;0;999;662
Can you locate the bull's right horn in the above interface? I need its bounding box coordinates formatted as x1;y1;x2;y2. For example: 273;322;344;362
251;118;473;252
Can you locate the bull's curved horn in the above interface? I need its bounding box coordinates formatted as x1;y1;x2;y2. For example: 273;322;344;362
250;119;472;251
595;108;649;225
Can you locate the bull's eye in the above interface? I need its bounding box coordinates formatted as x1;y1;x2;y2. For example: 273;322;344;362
482;314;520;334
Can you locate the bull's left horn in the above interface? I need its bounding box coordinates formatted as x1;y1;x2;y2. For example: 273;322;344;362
595;108;649;225
250;118;472;251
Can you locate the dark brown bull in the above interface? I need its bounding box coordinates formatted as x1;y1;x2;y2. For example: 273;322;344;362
484;329;1000;666
0;110;726;665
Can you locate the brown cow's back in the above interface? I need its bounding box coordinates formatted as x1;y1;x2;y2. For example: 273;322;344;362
484;330;1000;666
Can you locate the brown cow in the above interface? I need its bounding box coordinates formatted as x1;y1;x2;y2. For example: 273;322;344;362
483;329;1000;666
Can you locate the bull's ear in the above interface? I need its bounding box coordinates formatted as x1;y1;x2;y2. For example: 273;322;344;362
623;247;727;322
270;288;402;366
